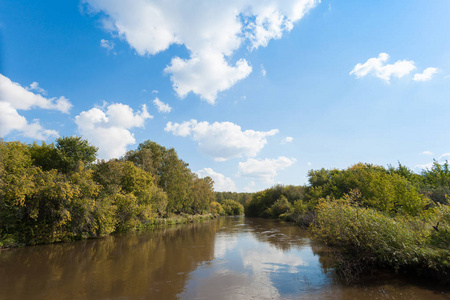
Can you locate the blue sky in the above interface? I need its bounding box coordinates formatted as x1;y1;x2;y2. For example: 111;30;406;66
1;0;449;192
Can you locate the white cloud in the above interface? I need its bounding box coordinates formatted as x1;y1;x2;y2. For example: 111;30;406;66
261;64;267;76
75;103;152;159
84;0;319;103
165;120;278;161
0;74;72;113
350;53;416;83
100;39;116;53
238;156;296;183
197;168;236;192
0;74;72;139
415;152;450;171
26;82;47;95
153;97;172;113
415;162;434;171
281;136;293;143
413;67;438;82
307;162;311;166
164;52;252;104
0;102;58;140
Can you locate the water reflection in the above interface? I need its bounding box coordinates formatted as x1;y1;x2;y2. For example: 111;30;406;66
0;222;217;300
0;217;448;300
180;217;332;299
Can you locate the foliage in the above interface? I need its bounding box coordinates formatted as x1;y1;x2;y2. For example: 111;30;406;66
245;184;306;217
420;160;450;205
221;199;244;215
312;198;450;283
0;140;102;244
209;201;225;216
93;160;167;231
266;195;293;218
0;137;215;247
30;137;98;173
215;191;252;206
307;163;429;216
124;140;214;213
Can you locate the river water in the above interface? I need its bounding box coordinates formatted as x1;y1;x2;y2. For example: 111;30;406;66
0;217;448;299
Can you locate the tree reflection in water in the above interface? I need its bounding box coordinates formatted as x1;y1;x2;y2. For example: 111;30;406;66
1;217;448;300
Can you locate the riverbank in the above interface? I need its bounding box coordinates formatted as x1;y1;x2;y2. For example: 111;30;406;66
244;163;450;284
0;213;216;250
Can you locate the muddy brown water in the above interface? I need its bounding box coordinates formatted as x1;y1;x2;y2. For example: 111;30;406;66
0;217;448;299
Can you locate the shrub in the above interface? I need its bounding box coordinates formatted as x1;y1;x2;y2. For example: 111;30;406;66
221;199;244;215
267;195;293;218
209;201;225;216
312;198;450;283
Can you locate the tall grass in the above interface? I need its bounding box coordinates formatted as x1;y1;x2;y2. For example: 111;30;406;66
311;199;450;283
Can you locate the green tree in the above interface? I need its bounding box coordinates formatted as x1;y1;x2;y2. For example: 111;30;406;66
29;137;98;173
55;136;98;173
125;140;210;214
209;201;224;216
221;199;244;215
307;163;429;216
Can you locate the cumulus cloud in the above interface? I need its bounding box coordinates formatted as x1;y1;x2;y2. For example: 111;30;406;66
84;0;319;103
413;67;438;82
165;119;278;161
0;74;72;113
75;103;152;159
350;53;416;83
164;53;252;104
0;74;72;139
0;102;58;140
238;156;296;183
281;136;293;144
415;152;450;171
153;97;172;113
26;82;47;95
197;168;236;192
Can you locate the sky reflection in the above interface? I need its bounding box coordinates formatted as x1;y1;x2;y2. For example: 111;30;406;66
179;218;331;299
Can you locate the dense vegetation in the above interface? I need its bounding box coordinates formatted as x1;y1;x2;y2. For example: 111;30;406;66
245;163;450;284
215;191;252;206
0;137;217;247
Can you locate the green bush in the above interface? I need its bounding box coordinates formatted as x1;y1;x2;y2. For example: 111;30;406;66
209;201;225;216
221;199;244;215
267;195;293;218
312;198;450;283
307;163;429;216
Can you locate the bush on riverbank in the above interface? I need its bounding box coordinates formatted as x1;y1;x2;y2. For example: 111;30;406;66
221;199;244;215
244;162;450;283
311;198;450;283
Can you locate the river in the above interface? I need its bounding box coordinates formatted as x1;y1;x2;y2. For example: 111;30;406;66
0;217;448;299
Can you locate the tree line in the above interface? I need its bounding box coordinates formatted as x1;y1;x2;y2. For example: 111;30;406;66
0;137;218;247
245;162;450;284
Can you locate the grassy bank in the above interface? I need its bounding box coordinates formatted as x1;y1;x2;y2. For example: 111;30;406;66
311;199;450;284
